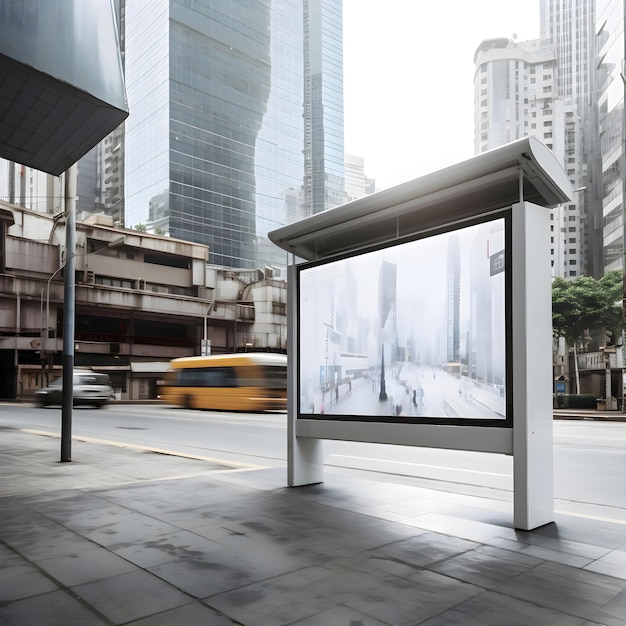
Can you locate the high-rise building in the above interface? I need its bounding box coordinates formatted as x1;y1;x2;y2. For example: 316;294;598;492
345;154;375;201
303;0;345;216
540;0;602;278
474;0;597;279
446;234;460;365
596;0;625;274
474;37;584;278
124;0;343;270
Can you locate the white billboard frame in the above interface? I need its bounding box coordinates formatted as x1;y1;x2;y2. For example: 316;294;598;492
271;137;572;531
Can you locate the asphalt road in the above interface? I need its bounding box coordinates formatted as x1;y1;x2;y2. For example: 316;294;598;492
1;402;625;511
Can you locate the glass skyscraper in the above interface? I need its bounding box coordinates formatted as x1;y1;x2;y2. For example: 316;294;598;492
303;0;345;216
125;0;343;270
596;0;625;273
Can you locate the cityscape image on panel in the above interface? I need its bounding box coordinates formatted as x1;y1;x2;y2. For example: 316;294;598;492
297;217;508;423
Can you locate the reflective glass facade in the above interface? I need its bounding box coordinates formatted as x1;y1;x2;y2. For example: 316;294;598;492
304;0;345;215
125;0;320;269
596;0;625;273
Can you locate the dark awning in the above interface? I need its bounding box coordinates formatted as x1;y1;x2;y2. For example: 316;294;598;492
0;0;128;175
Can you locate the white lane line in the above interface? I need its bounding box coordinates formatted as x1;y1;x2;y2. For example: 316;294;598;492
21;429;263;470
331;455;626;525
555;509;626;525
328;454;511;477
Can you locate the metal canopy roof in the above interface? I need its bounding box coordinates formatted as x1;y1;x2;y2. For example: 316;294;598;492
269;136;573;261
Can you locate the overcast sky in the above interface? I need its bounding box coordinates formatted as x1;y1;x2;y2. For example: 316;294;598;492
343;1;541;190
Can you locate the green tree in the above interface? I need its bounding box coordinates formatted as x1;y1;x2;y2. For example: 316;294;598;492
134;223;147;232
552;272;624;394
598;270;623;345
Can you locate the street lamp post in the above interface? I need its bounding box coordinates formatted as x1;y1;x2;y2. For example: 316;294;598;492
61;163;77;463
202;301;215;356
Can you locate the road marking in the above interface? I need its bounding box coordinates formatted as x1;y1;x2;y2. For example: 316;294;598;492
328;454;511;477
21;429;263;470
555;509;626;525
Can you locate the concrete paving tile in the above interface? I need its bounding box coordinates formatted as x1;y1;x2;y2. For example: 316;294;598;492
38;545;140;586
517;543;594;568
512;527;615;560
379;497;458;517
207;539;322;580
400;512;517;544
0;504;67;542
96;478;255;515
322;552;422;579
126;600;237;625
207;580;338;626
418;589;588;625
160;492;291;527
288;604;390;626
0;562;59;601
148;556;256;598
6;526;101;562
440;503;516;527
261;501;348;529
584;557;626;581
0;544;23;568
528;515;626;550
494;561;626;621
111;529;223;568
370;531;480;568
72;569;191;624
310;569;482;626
427;545;542;588
0;589;107;625
589;587;626;626
72;510;182;548
153;503;247;529
24;491;119;518
192;520;271;547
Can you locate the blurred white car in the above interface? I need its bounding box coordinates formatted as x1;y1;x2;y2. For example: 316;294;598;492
35;370;114;408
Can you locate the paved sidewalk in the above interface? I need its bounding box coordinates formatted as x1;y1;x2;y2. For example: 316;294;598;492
1;427;626;625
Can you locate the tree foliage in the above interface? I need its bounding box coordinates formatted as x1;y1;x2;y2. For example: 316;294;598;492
552;271;624;349
598;270;624;344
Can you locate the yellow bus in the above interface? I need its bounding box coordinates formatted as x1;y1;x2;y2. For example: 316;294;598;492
158;353;287;411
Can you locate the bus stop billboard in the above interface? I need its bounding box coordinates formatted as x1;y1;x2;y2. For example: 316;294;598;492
270;137;573;531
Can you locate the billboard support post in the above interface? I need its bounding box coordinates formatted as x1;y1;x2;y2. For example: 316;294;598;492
288;264;324;486
512;202;554;529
